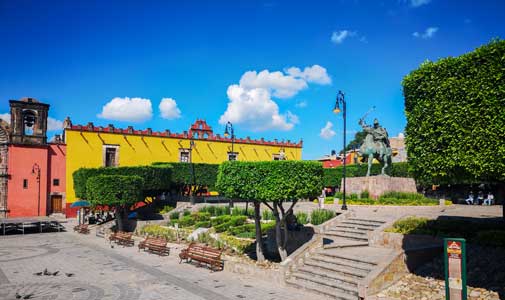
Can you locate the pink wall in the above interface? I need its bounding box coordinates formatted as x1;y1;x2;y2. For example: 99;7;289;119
7;145;49;217
48;143;67;215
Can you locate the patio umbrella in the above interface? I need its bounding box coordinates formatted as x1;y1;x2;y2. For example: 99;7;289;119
70;200;90;208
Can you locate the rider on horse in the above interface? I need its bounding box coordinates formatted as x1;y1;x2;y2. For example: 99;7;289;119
359;118;392;176
360;118;391;149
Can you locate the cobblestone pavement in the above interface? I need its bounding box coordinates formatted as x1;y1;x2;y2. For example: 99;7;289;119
375;274;501;300
0;231;314;300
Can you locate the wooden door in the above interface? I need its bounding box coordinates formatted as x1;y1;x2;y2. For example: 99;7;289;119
51;195;63;213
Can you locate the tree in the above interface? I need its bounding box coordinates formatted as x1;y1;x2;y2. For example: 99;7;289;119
86;175;144;231
216;161;323;261
403;40;505;184
73;165;172;200
402;39;505;217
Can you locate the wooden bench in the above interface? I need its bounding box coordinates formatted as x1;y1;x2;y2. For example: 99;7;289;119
73;224;90;234
109;231;134;247
139;237;170;256
179;243;223;271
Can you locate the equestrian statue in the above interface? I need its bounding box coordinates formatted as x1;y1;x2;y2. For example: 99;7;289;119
358;114;392;177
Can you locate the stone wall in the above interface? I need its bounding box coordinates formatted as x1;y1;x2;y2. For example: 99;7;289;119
343;176;416;198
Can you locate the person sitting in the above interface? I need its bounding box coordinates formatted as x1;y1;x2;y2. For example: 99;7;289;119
476;191;484;205
483;193;494;206
285;209;300;231
465;192;474;205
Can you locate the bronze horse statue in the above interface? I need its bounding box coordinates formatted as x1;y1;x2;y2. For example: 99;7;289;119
359;118;392;176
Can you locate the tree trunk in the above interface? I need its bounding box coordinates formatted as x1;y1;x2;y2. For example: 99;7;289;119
115;206;126;232
254;202;265;262
273;202;287;261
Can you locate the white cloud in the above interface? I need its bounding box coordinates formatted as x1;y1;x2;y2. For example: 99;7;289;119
47;117;63;131
320;121;336;140
219;85;296;131
413;27;438;39
0;113;62;131
295;100;308;108
239;70;307;99
331;30;356;44
98;97;153;122
398;133;405;139
159;98;181;120
0;113;10;123
285;65;331;85
410;0;431;7
219;65;330;131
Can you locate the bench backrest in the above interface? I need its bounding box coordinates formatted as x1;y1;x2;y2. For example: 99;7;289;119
187;243;222;258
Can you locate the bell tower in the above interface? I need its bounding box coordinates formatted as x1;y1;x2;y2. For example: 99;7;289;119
9;98;50;145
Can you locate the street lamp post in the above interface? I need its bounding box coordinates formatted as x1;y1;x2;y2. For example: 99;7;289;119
224;122;236;208
224;121;235;160
333;90;348;210
32;163;41;216
188;138;196;205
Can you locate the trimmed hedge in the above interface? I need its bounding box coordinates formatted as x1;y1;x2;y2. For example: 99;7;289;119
322;162;411;187
86;175;144;207
74;165;172;199
152;162;219;188
216;161;323;202
403;39;505;185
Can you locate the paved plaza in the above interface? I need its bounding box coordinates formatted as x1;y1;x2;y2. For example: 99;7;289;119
0;230;313;300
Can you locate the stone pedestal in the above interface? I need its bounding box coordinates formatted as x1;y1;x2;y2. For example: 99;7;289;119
343;176;416;199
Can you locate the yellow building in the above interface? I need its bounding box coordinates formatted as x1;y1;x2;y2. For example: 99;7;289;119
64;119;302;204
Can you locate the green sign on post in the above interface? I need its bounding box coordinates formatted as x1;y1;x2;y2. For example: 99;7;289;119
444;238;467;300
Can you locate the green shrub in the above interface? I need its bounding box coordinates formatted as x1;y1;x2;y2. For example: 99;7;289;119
214;223;229;233
199;205;230;216
227;224;255;236
323;162;412;186
386;216;431;235
296;212;309;225
349;193;359;200
139;225;177;241
262;210;275;220
231;207;254;217
194;221;211;228
310;209;336;225
183;210;191;217
169;211;180;220
196;231;213;243
334;192;343;199
380;191;425;201
173;215;195;227
159;205;174;214
346;198;376;205
228;215;247;226
360;190;370;199
211;215;232;226
260;222;276;234
192;212;211;222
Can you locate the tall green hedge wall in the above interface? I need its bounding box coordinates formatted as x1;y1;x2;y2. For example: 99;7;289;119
216;161;323;202
73;165;172;199
322;162;411;187
152;162;219;188
402;39;505;185
86;175;144;206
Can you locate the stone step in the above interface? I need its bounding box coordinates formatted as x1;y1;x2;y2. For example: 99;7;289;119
347;218;386;225
324;231;369;242
288;273;358;300
334;224;377;231
297;265;360;286
323;240;369;249
286;278;357;300
315;251;378;269
340;220;382;228
304;258;369;279
326;228;368;235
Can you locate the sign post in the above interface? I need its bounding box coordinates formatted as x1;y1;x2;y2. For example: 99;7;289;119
444;238;467;300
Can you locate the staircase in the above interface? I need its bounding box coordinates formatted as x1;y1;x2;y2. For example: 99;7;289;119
285;216;398;299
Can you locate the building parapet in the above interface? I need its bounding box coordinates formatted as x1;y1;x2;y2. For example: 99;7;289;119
65;119;303;148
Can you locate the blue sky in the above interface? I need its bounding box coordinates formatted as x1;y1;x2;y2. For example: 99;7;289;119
1;0;504;159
